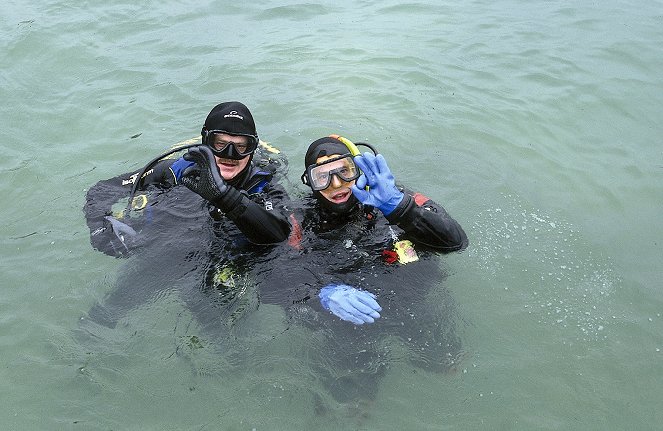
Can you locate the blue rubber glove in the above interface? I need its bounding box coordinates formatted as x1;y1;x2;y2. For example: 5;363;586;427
351;152;404;216
319;284;382;325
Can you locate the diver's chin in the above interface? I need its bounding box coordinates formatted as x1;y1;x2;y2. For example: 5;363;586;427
316;192;358;215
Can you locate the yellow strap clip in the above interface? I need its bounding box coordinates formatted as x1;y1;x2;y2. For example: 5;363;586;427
131;194;148;210
394;240;419;264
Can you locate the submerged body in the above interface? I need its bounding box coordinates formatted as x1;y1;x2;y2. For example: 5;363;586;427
247;182;468;402
82;102;291;327
81;130;468;407
273;135;469;404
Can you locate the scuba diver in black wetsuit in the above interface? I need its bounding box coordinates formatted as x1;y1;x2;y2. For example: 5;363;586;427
250;135;468;406
84;101;290;257
81;101;291;328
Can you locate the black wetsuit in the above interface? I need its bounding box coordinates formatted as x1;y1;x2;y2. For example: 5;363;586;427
81;148;291;328
84;150;291;257
240;188;468;403
82;152;467;404
257;189;466;298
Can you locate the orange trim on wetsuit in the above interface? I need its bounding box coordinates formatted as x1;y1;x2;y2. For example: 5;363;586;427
412;192;430;207
287;213;303;250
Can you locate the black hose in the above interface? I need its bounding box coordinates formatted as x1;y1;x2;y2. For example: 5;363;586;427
354;142;379;155
126;143;202;214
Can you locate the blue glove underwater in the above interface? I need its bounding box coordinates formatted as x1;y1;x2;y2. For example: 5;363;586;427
319;284;382;325
351;152;404;216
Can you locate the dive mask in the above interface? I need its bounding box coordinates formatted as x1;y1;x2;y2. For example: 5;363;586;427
202;129;258;160
301;154;360;191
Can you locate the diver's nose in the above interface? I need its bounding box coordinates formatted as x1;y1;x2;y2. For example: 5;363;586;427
330;174;343;188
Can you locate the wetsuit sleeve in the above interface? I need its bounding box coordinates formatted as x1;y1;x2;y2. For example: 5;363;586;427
83;159;178;256
385;188;468;252
219;180;292;245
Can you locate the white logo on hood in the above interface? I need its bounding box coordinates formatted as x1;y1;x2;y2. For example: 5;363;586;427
224;110;244;120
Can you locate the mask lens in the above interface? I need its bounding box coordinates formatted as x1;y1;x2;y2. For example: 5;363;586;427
212;140;248;154
307;155;359;191
205;131;258;159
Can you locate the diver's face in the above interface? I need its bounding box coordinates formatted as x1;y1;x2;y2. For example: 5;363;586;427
316;154;356;205
210;133;251;180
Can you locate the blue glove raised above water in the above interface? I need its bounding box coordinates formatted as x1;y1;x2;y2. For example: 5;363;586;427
319;284;382;325
351;152;404;216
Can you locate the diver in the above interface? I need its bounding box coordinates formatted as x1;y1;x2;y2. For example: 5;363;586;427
84;101;291;257
281;135;468;320
81;101;291;328
249;135;468;406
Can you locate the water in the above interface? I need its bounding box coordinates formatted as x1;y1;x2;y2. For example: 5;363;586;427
2;0;663;429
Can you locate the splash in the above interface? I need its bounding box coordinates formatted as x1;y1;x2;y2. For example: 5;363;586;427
468;193;619;342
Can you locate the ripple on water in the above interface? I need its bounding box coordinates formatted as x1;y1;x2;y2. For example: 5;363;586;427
468;193;620;342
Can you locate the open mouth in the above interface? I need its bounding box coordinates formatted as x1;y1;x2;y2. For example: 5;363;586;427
329;189;351;203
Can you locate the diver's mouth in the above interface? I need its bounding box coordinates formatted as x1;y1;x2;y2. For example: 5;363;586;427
329;189;351;203
217;158;239;167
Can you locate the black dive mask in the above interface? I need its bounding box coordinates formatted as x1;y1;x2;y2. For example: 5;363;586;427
202;129;258;160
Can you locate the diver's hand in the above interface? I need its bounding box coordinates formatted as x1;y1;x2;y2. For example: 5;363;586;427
104;216;138;252
319;284;382;325
181;146;242;213
351;152;404;216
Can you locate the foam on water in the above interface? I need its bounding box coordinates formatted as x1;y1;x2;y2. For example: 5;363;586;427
468;193;620;342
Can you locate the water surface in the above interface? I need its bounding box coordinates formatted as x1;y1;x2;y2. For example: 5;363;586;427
2;0;662;429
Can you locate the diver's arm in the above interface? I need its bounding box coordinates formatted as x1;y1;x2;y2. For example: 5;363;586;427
351;153;467;252
84;172;142;257
179;146;291;245
385;190;468;252
221;182;292;245
83;159;178;257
